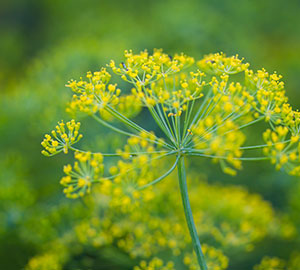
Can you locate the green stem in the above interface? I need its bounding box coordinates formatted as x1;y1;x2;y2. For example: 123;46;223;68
92;114;135;137
138;155;179;190
92;114;173;150
177;156;207;270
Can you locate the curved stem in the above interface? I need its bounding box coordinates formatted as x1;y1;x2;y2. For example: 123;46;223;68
92;114;136;137
177;156;207;270
138;155;179;190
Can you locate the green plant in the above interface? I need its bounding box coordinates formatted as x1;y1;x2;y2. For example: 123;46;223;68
42;49;300;269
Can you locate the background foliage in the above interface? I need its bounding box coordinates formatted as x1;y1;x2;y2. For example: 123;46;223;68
1;0;300;269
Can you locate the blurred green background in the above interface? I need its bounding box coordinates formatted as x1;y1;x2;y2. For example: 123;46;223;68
1;0;300;269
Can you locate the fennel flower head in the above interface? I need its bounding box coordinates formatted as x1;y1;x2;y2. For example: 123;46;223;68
42;49;300;198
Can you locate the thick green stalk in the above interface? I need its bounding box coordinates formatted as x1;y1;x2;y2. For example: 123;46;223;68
177;155;208;270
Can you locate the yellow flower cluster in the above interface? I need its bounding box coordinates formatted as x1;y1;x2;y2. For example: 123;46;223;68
66;68;120;115
253;253;300;270
197;52;249;75
263;126;300;174
109;49;198;115
110;49;194;86
26;240;68;270
66;69;143;121
26;253;61;270
254;256;286;270
245;69;287;122
61;151;104;198
134;258;175;270
41;120;82;156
